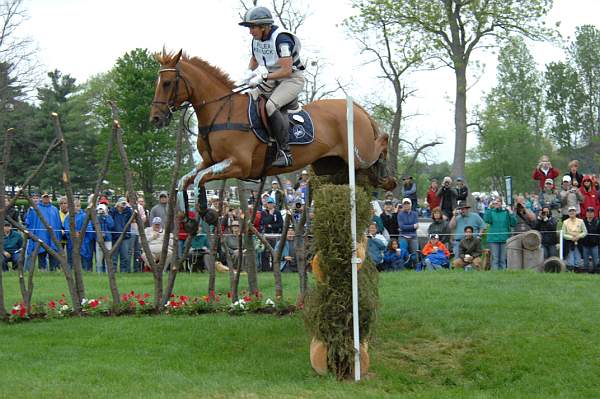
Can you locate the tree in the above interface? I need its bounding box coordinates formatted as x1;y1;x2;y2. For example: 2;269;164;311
345;2;425;182
544;61;586;148
359;0;555;179
103;48;177;196
569;25;600;141
0;0;41;98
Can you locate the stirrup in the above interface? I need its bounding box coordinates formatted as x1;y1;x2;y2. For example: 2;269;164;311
272;150;293;167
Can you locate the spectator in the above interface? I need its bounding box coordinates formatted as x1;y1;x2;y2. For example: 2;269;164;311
269;180;285;211
580;206;599;273
260;197;283;271
566;159;583;188
401;176;417;211
366;221;387;271
538;178;561;220
559;175;584;220
428;207;451;247
532;155;560;190
176;209;196;260
24;192;62;272
513;196;536;234
579;175;599;218
533;206;559;259
474;196;485;218
4;198;20;225
149;191;168;223
293;169;310;203
291;197;304;224
380;200;399;241
561;205;587;272
130;196;148;273
278;228;298;272
437;176;457;219
95;203;114;273
453;226;483;270
63;199;94;271
421;233;450;270
397;198;419;260
383;191;399;208
371;207;385;235
483;197;516;270
426;178;441;213
382;239;407;271
224;220;246;270
455;177;468;202
189;221;210;272
110;197;133;273
448;200;486;257
2;221;22;271
142;216;173;270
58;196;68;250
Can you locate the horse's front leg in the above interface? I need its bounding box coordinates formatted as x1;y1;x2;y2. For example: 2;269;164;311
176;161;209;214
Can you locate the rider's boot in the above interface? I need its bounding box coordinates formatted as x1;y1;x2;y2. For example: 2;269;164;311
269;110;293;168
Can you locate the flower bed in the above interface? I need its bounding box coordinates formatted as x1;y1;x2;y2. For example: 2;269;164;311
6;290;296;323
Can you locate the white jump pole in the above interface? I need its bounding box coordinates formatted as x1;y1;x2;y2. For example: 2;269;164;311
346;96;361;381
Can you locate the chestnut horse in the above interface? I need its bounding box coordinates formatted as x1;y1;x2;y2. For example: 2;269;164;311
150;50;395;206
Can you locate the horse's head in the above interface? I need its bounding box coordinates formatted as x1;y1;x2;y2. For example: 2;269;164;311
150;49;190;128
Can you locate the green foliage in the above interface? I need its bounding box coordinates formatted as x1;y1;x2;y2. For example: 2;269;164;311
304;184;378;379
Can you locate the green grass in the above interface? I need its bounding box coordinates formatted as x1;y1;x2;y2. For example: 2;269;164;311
2;271;600;398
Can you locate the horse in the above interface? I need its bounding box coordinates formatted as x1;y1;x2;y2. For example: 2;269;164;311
149;50;396;216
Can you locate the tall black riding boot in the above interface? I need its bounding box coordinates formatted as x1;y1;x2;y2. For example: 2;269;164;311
268;110;293;168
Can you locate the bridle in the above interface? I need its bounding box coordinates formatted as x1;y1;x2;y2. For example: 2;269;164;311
152;64;193;116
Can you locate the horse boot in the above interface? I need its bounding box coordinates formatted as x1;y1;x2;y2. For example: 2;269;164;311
269;110;293;168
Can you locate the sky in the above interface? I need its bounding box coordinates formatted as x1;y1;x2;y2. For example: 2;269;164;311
21;0;600;163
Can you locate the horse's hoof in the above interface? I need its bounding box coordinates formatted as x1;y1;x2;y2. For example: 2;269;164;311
379;177;397;191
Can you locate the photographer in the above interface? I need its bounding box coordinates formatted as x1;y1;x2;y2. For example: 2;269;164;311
513;196;536;234
483;197;516;270
292;197;304;223
538;178;561;220
532;155;560;190
436;176;458;220
533;206;559;259
95;203;115;273
559;175;583;221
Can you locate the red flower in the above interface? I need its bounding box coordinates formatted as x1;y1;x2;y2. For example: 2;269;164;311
143;293;151;298
135;294;142;300
179;295;189;303
58;299;66;305
209;290;215;298
121;294;128;302
129;301;136;309
89;300;99;309
243;295;252;303
129;290;135;296
202;295;210;303
19;306;26;318
138;300;146;306
48;300;56;309
10;308;17;315
227;292;232;299
170;294;175;298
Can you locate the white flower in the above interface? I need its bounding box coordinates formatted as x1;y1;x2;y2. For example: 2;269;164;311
60;305;69;311
265;298;275;307
81;298;88;306
230;300;246;310
165;301;171;307
12;304;21;311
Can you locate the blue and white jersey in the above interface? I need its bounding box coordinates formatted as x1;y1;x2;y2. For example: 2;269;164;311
252;25;305;73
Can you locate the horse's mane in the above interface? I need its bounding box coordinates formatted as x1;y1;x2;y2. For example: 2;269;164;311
155;50;236;89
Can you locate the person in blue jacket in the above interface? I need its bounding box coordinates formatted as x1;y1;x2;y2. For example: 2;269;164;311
109;197;133;272
95;203;115;273
366;222;388;271
24;192;62;271
382;239;408;271
397;198;419;261
63;199;95;271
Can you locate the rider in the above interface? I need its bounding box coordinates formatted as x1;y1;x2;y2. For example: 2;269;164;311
239;6;305;168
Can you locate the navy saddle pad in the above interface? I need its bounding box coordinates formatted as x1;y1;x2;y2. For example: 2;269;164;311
247;96;315;145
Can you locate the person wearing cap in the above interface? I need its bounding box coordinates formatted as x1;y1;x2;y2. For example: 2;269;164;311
149;191;169;225
437;176;458;220
561;205;587;271
142;216;174;270
24;191;62;272
421;233;450;270
225;220;246;270
380;200;399;242
453;226;483;270
538;178;561;220
580;206;599;272
483;197;516;270
455;177;469;202
401;176;417;211
269;179;285;211
426;179;441;215
2;221;22;271
63;199;94;271
294;170;310;204
397;198;419;262
533;205;559;259
95;203;115;273
260;196;283;271
513;195;536;234
532;155;560;190
109;197;133;273
579;175;599;219
449;200;485;257
559;175;583;221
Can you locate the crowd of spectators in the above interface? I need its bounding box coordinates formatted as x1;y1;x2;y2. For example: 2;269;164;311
368;157;600;273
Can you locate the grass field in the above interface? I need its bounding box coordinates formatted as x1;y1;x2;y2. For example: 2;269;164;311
2;271;600;398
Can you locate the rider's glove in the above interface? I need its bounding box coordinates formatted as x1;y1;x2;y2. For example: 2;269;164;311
238;69;255;85
248;74;265;88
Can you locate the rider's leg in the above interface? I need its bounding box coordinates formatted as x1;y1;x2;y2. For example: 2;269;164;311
266;72;304;168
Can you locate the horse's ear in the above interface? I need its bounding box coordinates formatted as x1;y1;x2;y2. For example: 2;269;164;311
174;49;183;64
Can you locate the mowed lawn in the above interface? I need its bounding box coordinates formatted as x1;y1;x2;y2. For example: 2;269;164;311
2;271;600;398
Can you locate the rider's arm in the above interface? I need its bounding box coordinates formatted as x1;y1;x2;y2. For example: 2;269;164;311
248;56;258;70
266;57;293;80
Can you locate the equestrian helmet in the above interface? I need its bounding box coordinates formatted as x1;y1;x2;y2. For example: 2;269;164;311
239;6;274;27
